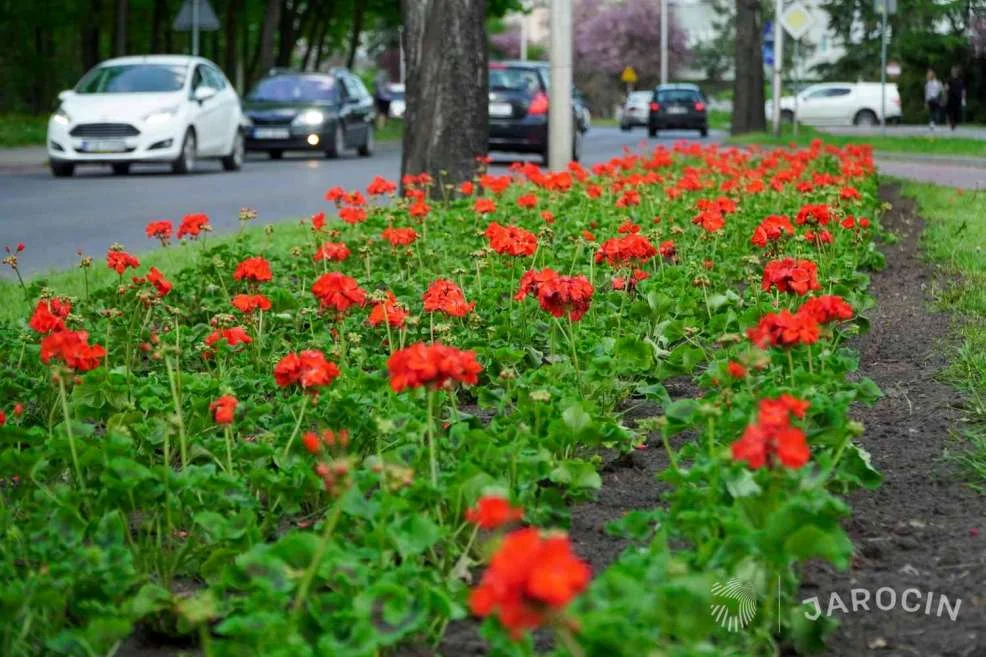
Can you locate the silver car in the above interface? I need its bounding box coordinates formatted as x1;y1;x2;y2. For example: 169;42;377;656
620;90;653;131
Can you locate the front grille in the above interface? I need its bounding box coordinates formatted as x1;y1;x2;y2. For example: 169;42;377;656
70;123;140;138
249;115;294;126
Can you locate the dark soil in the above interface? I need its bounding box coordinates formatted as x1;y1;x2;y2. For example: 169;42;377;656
801;185;986;657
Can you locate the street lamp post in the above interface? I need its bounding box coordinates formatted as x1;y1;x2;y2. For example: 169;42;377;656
192;0;200;56
548;0;573;170
879;0;888;135
660;0;669;84
771;0;784;136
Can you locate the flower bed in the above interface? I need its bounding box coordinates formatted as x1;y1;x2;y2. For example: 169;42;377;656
0;141;885;656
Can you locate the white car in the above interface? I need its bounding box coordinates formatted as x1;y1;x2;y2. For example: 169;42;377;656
765;82;901;127
47;55;246;177
386;83;406;119
620;90;653;130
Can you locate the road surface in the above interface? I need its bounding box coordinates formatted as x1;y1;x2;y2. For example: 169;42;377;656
0;127;725;276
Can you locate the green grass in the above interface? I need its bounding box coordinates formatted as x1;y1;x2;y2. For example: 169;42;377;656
901;181;986;489
727;125;986;158
0;221;311;325
375;118;404;143
0;114;48;148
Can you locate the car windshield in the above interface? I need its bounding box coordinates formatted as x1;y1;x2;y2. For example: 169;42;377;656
629;91;652;103
76;64;187;93
489;67;543;93
248;75;339;102
657;89;701;103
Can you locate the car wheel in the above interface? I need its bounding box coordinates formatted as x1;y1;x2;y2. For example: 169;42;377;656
221;131;245;171
111;163;130;175
50;161;74;178
620;122;632;132
648;125;658;138
269;150;283;160
572;129;582;163
700;127;708;138
325;123;345;159
171;130;196;174
358;125;373;157
853;109;878;126
781;110;795;124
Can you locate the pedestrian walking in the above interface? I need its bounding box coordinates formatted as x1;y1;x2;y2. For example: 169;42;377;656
925;69;943;130
945;65;966;131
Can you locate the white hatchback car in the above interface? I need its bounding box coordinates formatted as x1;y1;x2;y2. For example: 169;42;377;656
47;55;245;177
765;82;902;127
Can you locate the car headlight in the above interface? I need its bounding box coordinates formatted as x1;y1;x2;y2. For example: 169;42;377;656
52;108;71;126
292;110;325;127
144;107;179;126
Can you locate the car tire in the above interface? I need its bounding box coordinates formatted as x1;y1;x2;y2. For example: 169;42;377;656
221;131;245;171
648;125;658;138
853;109;878;126
325;123;345;159
700;127;708;138
572;130;582;163
781;110;795;124
268;150;283;160
620;122;632;132
111;163;130;175
50;161;74;178
171;130;196;175
357;125;373;157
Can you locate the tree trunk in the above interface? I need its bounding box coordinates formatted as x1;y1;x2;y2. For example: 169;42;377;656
346;0;367;69
82;0;103;71
400;0;488;196
224;0;243;77
303;10;328;71
276;0;295;67
150;0;167;53
114;0;129;56
253;0;282;82
731;0;766;134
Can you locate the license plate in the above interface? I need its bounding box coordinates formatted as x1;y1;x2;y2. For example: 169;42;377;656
80;139;127;153
489;103;513;118
667;106;687;115
253;127;290;139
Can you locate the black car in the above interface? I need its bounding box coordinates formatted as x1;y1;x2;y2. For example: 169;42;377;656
488;61;584;165
648;84;708;138
244;68;375;159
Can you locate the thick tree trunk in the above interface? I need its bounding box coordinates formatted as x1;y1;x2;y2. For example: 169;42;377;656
346;0;367;69
150;0;167;53
224;0;243;77
254;0;282;81
303;9;330;71
276;0;296;67
400;0;488;196
114;0;129;56
731;0;766;134
82;0;103;71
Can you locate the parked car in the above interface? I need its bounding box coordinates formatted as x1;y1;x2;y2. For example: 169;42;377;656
243;68;375;159
574;89;591;132
46;55;245;177
620;90;653;130
386;83;406;119
648;83;708;138
764;82;902;126
488;61;584;165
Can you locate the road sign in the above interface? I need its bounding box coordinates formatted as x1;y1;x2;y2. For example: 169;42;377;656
886;61;901;77
874;0;897;14
173;0;220;31
780;2;815;41
621;66;638;84
763;43;774;67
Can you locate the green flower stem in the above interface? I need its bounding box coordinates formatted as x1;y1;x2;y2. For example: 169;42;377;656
56;374;86;497
555;625;586;657
426;389;439;487
164;357;189;470
281;394;310;460
224;425;235;475
291;494;345;618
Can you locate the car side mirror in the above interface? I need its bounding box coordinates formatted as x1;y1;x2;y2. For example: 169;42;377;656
57;90;74;102
193;86;217;103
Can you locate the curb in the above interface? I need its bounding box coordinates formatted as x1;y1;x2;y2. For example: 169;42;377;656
872;151;986;170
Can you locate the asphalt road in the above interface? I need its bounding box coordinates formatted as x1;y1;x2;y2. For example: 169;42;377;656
0;126;725;276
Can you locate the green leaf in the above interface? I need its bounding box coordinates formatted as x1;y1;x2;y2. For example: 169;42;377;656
562;403;591;433
725;469;762;499
549;459;602;490
839;443;883;489
614;336;654;372
392;515;441;559
126;583;172;619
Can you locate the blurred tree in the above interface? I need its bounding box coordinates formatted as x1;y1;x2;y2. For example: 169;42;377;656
732;0;765;133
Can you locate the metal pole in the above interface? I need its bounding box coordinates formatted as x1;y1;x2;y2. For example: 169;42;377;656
793;39;799;138
192;0;200;56
520;13;528;61
771;0;784;136
398;27;406;84
880;0;888;135
660;0;669;84
548;0;573;170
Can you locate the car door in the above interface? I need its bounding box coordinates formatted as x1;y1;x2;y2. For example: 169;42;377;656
203;64;239;152
796;86;831;125
189;65;224;154
337;75;365;147
815;87;853;125
349;75;374;139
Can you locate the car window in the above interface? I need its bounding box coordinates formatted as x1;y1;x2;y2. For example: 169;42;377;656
803;87;836;99
489;67;543;93
191;66;207;91
75;64;187;93
657;89;701;103
825;88;852;97
203;65;227;90
339;76;361;100
350;76;371;101
629;91;652;103
247;75;340;102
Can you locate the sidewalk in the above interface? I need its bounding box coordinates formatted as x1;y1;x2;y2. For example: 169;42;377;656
0;146;47;170
875;156;986;189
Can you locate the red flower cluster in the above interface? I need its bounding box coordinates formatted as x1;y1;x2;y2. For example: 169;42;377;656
516;193;538;209
731;395;811;469
368;292;408;328
381;227;419;247
314;241;350;262
303;428;350;454
106;248;139;275
367;175;398;196
339;206;368;224
485;222;538;257
423;279;475;317
474;198;497;215
145;220;173;244
798;295;854;324
40;330;106;372
387;342;482;392
595;233;658;266
615;189;641;208
274;350;340;390
747;309;820;348
761;258;821;295
177;213;210;239
233;257;273;283
516;269;593;321
469;527;591;638
311;272;367;314
466;495;525;529
795;204;832;226
311;212;326;232
209;395;237;424
146;267;173;297
204;326;252;349
29;298;71;334
612;268;649;292
751;215;794;248
231;294;272;314
659;239;676;258
479;174;512;195
617;220;641;234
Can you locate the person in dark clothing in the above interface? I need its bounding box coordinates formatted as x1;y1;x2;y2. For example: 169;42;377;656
945;66;966;131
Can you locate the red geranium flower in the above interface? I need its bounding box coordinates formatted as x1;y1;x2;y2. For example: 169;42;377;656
29;298;71;334
231;294;272;314
146;266;173;297
145;220;173;245
204;326;252;349
751;215;794;248
731;395;811;469
311;212;326;232
368;291;408;328
339;206;368;224
40;330;106;372
469;527;591;638
106;248;140;274
479;174;512;195
423;279;475;317
796;203;832;226
727;361;747;378
612;268;649;292
233;257;273;283
209;395;237;425
617;220;641;234
659;240;676;258
595;234;658;266
409;199;431;218
761;258;821;295
387;342;482;392
367;176;398;196
325;186;346;203
747;309;820;348
474;198;497;215
535;274;594;321
459;181;475;196
177;213;210;239
798;295;854;324
381;227;419;246
311;272;366;314
313;241;350;262
465;495;524;529
274;350;340;390
485;222;537;257
516;194;538;209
